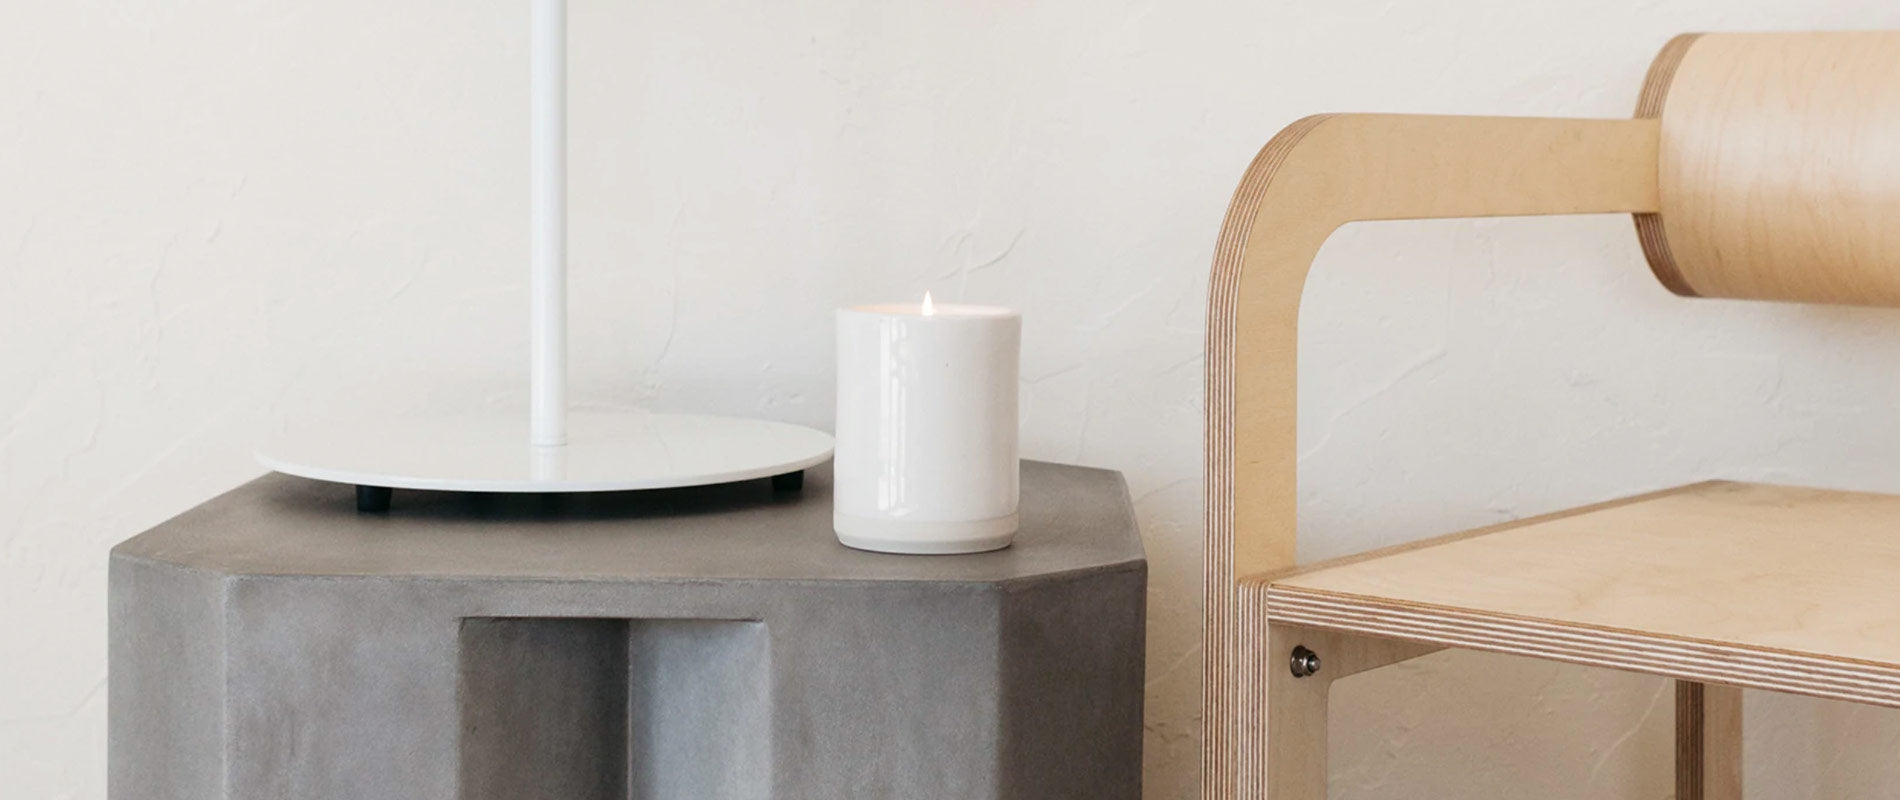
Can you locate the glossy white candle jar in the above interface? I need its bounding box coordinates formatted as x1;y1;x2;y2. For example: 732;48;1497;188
834;299;1021;554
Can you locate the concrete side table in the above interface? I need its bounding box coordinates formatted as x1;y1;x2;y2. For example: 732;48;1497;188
109;461;1144;800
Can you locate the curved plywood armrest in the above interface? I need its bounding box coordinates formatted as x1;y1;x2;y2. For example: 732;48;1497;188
1202;113;1661;797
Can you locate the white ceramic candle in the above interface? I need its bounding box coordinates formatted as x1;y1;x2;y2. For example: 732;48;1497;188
834;295;1021;554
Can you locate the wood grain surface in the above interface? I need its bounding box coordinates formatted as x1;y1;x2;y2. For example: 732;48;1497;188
1640;31;1900;305
1267;481;1900;707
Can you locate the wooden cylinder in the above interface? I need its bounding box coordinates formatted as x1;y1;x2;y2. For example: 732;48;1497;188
1638;32;1900;306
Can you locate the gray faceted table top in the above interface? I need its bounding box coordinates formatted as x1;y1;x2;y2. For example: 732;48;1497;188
115;460;1142;585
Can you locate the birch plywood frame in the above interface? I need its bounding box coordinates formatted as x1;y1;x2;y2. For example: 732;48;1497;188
1203;29;1900;800
1202;115;1660;799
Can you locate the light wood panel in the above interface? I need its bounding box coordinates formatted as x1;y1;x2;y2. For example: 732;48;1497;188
1239;621;1441;800
1676;681;1743;800
1640;31;1900;305
1260;622;1328;800
1201;114;1660;799
1267;481;1900;707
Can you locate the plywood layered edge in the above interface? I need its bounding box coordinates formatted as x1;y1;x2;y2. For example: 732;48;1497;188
1261;586;1900;708
1632;32;1702;296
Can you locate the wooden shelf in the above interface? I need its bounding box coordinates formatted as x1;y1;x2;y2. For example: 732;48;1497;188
1263;481;1900;707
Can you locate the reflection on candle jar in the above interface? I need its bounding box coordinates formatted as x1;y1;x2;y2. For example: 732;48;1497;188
834;298;1021;554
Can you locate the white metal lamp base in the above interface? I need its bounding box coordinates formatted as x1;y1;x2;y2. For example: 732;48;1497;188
258;412;834;511
260;4;831;513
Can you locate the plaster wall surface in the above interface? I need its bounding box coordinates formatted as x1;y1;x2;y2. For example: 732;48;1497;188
8;1;1900;797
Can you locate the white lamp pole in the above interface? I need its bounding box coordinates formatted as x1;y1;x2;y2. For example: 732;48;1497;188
256;0;834;510
529;0;567;447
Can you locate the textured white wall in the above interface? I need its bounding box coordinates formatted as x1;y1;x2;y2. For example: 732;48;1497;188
8;1;1900;797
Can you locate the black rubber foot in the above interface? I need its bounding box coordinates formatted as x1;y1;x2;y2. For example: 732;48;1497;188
356;485;393;513
771;471;805;492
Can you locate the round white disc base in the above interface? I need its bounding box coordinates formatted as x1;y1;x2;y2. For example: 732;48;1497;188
833;512;1019;555
258;411;834;493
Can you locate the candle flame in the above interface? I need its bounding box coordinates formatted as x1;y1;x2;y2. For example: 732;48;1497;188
921;291;935;316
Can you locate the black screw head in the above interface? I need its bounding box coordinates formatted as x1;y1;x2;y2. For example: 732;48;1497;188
1289;645;1321;678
